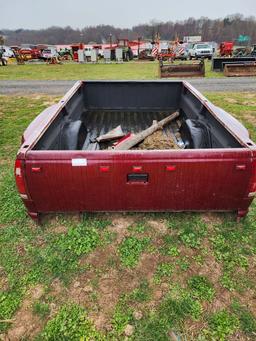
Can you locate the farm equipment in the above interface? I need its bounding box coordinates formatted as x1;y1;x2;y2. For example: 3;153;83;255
138;49;155;61
117;39;133;61
58;48;73;61
19;45;41;60
219;42;234;57
212;57;256;71
13;50;25;65
250;44;256;56
223;62;256;77
159;60;205;78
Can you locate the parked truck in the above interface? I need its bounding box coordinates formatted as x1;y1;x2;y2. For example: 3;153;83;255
188;43;213;60
15;81;256;222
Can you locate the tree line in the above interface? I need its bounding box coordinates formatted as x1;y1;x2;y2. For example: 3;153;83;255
2;14;256;45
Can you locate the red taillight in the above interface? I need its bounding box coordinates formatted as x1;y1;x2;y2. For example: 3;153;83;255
15;159;26;195
249;160;256;194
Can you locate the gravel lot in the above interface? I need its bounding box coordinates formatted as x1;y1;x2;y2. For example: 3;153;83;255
0;77;256;95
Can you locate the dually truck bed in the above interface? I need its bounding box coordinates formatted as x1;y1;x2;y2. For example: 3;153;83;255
15;81;256;222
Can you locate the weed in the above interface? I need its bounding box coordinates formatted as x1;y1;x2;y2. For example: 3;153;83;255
192;254;204;265
112;300;133;335
102;231;117;244
82;215;110;230
188;275;215;301
133;291;202;340
128;221;148;234
129;280;152;303
118;236;150;267
220;273;236;291
0;290;22;332
32;301;50;319
210;217;256;291
208;309;239;340
231;300;256;334
176;257;190;271
168;214;207;249
160;235;180;256
37;304;103;340
31;222;100;282
154;263;174;283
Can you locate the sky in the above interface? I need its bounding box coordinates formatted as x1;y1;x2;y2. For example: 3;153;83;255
0;0;256;30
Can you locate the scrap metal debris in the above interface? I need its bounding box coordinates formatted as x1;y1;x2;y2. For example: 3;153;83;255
113;111;179;150
96;125;125;142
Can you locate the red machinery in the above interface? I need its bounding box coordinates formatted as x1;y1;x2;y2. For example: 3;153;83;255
71;43;84;61
19;45;41;59
220;42;234;57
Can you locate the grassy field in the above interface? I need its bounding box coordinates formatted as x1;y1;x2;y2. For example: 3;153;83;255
0;60;223;80
0;92;255;340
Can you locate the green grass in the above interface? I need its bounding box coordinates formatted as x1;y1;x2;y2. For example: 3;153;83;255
0;62;158;80
0;59;221;80
0;93;255;339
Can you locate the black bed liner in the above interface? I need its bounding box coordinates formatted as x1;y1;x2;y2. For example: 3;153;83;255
33;81;243;151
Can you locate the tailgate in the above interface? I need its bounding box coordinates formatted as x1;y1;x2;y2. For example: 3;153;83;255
24;149;254;213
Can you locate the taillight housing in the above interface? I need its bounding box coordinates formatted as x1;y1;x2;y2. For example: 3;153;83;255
15;159;27;197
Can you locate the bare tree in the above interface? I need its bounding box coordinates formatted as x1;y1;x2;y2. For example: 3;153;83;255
2;14;256;45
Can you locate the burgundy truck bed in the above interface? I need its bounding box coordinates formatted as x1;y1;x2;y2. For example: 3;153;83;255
15;81;256;222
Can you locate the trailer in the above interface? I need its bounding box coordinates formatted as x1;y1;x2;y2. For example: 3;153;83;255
159;60;205;78
15;81;256;222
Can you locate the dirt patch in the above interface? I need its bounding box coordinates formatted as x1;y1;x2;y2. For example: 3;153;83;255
68;278;95;309
232;260;256;316
243;112;256;125
85;243;117;270
4;285;45;341
94;253;160;326
225;98;238;104
182;319;208;340
108;214;137;243
0;267;9;291
50;278;66;297
71;250;161;332
41;212;81;227
148;219;168;234
201;212;223;225
230;331;254;341
233;288;256;316
242;93;256;99
243;101;256;106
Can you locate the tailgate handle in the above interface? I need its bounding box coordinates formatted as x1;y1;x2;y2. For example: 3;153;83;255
127;173;148;183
